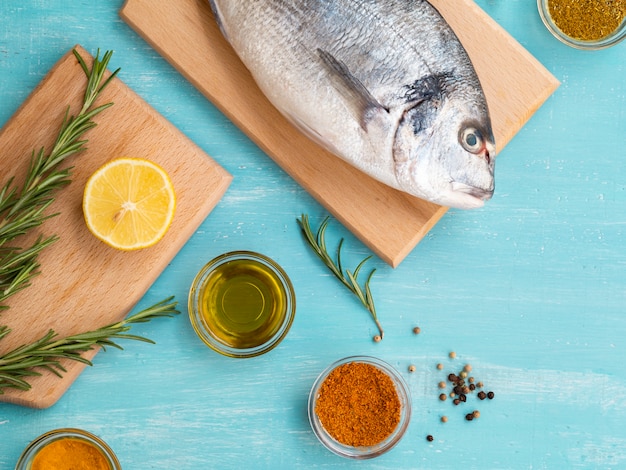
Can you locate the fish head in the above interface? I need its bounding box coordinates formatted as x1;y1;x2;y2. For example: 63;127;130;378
392;91;496;209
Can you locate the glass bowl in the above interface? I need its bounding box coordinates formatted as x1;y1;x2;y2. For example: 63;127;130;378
15;428;121;470
188;251;296;358
308;356;411;459
538;0;626;50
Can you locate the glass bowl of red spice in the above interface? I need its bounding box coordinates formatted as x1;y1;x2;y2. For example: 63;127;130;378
538;0;626;50
15;428;121;470
308;356;411;459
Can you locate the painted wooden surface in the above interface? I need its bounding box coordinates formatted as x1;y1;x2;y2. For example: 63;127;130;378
0;46;232;408
120;0;559;267
1;1;625;469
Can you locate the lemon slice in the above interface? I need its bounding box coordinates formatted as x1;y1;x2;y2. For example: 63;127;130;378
83;157;176;251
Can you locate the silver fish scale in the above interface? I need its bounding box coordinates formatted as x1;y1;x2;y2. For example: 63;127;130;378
210;0;496;209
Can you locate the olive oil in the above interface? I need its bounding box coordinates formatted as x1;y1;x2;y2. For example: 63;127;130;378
189;252;295;356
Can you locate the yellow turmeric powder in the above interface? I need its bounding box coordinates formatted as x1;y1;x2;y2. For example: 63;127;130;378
31;438;112;470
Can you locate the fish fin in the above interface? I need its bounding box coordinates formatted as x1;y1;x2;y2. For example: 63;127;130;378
285;112;343;156
317;49;388;130
208;0;229;41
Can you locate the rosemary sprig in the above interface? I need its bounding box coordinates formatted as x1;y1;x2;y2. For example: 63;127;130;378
0;48;120;310
297;214;384;339
0;297;180;393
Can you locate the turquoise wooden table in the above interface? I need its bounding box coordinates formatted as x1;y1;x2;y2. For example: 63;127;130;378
1;1;625;468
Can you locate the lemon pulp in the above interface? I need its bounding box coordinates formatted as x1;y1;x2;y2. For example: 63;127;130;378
82;157;176;250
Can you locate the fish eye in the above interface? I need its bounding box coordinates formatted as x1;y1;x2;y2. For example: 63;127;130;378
459;127;483;154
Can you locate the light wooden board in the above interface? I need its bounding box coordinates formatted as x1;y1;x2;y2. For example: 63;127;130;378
120;0;559;267
0;46;232;408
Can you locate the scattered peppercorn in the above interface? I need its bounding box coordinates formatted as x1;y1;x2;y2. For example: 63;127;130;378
373;335;382;343
441;416;448;423
449;351;456;359
413;326;421;334
408;365;416;373
434;354;495;427
426;435;434;442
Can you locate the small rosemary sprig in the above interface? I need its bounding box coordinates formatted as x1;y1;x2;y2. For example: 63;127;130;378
0;48;119;310
0;297;180;394
297;214;384;339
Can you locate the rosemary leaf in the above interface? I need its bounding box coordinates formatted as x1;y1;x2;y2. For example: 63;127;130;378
297;214;384;339
0;50;182;396
0;48;120;311
0;297;180;394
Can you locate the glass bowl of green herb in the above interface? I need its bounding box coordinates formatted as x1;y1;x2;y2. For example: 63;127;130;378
308;356;411;459
538;0;626;50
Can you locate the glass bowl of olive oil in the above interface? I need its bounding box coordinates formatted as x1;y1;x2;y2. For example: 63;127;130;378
188;251;296;358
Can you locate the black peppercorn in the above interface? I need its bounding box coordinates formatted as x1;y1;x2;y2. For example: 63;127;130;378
427;435;434;442
487;391;495;399
478;391;487;400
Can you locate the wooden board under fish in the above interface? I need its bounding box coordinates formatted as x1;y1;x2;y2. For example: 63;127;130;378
0;46;232;408
121;0;560;267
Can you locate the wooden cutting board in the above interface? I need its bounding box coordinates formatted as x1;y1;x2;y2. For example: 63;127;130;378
121;0;560;267
0;46;232;408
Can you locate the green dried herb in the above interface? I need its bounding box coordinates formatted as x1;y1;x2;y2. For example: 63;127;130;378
548;0;625;40
297;214;384;339
0;48;119;309
0;297;179;393
0;49;179;394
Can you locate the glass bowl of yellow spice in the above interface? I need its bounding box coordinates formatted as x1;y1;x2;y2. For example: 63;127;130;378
308;356;411;459
538;0;626;50
15;428;120;470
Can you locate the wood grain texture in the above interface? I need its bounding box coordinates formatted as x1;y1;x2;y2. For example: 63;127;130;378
2;2;626;469
119;0;560;267
0;46;232;408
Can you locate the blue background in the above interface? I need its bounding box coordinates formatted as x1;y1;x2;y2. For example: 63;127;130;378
1;1;625;468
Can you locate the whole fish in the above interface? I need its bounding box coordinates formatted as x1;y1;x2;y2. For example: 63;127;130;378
209;0;496;209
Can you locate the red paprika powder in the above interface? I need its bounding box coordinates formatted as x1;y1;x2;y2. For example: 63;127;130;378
314;361;401;447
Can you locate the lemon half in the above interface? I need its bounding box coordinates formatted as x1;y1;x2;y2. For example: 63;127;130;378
83;157;176;251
